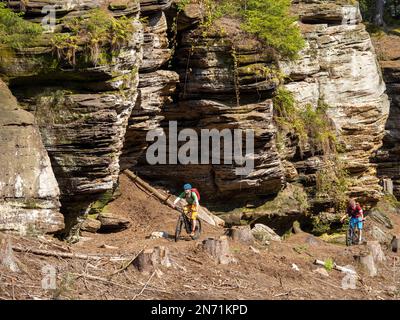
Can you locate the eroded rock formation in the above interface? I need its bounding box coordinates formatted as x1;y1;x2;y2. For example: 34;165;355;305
372;34;400;198
281;0;390;203
1;0;143;232
0;80;63;234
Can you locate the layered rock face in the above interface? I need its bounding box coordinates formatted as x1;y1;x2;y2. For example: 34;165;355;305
121;5;180;169
0;0;143;232
372;35;400;198
280;0;389;203
129;14;285;202
0;80;63;234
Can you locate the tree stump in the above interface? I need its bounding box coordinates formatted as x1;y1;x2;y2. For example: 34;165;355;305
366;241;386;263
98;213;130;232
357;253;377;277
227;226;254;244
0;236;20;272
202;236;236;265
132;246;172;273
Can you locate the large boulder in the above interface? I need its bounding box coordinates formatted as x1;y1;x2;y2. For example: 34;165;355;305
251;223;281;244
0;80;64;234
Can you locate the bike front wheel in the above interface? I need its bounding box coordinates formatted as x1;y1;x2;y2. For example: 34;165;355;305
175;215;184;242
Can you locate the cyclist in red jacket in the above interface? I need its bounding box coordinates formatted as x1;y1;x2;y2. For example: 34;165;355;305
340;199;365;244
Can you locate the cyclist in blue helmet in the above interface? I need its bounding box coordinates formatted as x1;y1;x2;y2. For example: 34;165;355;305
173;183;200;236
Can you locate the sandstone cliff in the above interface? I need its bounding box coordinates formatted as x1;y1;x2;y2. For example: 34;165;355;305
0;0;395;235
0;79;63;233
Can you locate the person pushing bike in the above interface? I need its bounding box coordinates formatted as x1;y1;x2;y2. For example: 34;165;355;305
340;198;365;244
172;183;199;237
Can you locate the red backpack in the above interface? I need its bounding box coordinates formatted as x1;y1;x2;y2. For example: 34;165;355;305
191;188;201;202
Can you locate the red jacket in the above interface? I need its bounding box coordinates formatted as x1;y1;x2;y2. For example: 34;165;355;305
347;204;363;218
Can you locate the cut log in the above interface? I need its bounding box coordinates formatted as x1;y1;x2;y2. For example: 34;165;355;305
123;169;224;227
98;213;130;232
227;226;254;244
202;236;236;265
0;236;20;272
132;246;172;273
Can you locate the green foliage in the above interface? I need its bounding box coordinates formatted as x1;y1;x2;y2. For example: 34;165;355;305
273;87;350;210
315;158;350;211
198;0;304;59
273;88;336;156
176;0;192;12
324;258;334;271
0;3;42;49
241;0;305;59
52;8;136;66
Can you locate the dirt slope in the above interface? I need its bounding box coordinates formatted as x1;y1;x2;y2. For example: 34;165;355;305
0;174;399;300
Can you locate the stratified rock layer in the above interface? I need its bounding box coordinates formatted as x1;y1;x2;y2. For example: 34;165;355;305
0;80;64;234
372;34;400;198
281;0;389;203
0;1;143;232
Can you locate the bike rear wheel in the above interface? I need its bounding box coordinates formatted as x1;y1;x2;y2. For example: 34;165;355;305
346;227;353;246
353;227;360;245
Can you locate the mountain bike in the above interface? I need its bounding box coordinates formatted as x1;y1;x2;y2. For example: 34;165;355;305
346;218;365;246
174;208;202;242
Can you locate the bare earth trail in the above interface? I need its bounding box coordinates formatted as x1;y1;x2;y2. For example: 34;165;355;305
1;174;399;300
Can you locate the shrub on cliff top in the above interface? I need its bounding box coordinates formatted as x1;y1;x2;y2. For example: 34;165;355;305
199;0;305;59
52;8;136;66
0;3;42;49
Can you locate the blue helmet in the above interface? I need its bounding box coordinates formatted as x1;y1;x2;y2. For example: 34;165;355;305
183;183;192;190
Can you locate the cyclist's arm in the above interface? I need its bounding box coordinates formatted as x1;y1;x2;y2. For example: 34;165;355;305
173;192;185;206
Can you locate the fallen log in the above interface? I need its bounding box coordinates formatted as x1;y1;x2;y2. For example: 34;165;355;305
12;246;123;261
123;169;224;227
314;259;357;275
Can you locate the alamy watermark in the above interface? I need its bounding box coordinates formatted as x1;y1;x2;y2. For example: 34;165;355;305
41;0;81;32
146;121;255;175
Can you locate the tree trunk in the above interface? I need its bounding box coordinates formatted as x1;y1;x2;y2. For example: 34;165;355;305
374;0;386;26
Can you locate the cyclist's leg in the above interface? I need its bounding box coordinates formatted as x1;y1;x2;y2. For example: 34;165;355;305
190;204;198;235
349;218;357;244
357;218;363;244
